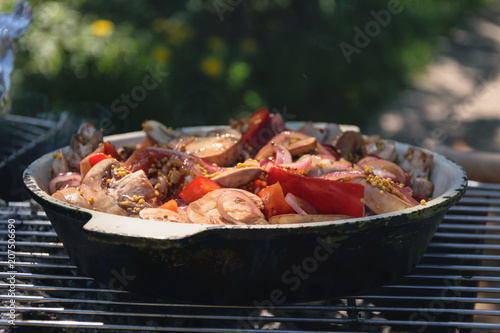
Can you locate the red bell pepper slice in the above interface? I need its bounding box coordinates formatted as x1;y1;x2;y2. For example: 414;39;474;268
88;153;112;167
102;142;121;160
242;107;271;151
266;165;365;217
179;176;223;204
258;182;295;219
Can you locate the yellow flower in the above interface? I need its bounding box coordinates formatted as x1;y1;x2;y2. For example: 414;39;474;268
153;46;171;63
208;36;226;52
241;38;258;53
91;19;114;37
152;18;168;33
168;22;195;44
201;57;223;77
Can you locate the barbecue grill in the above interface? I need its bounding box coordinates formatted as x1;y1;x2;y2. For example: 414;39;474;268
0;112;69;201
1;180;499;332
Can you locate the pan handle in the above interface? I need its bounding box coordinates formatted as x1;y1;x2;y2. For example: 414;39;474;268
83;211;222;240
432;144;500;184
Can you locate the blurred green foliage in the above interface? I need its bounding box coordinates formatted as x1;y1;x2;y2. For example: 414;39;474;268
0;0;492;134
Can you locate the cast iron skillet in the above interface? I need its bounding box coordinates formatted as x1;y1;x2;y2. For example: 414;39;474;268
23;123;468;304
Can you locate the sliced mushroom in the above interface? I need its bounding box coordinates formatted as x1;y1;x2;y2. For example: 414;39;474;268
212;167;264;188
288;136;318;157
330;131;364;160
255;131;318;161
187;188;267;225
52;187;92;210
269;214;352;224
139;208;191;223
183;128;243;167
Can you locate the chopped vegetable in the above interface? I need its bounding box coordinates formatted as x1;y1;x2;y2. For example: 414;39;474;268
258;182;295;219
267;165;365;218
158;199;179;212
179;176;222;204
89;153;112;167
242;107;272;151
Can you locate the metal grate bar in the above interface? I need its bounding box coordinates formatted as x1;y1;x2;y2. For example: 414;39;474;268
433;232;500;240
438;223;500;231
0;230;58;237
449;205;500;213
422;253;500;260
442;215;500;222
4;305;500;317
0;261;76;269
0;271;92;280
0;251;70;260
0;283;128;294
415;264;500;272
428;242;500;250
0;240;64;248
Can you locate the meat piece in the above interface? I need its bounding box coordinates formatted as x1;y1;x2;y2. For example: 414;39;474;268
50;149;69;176
79;158;158;216
412;177;434;200
330;131;364;161
52;187;92;210
142;120;188;146
363;135;397;162
187;189;267;225
183;128;243;167
400;147;433;181
108;170;157;204
297;122;343;143
212;167;264;188
67;122;103;166
79;159;129;216
139;208;191;223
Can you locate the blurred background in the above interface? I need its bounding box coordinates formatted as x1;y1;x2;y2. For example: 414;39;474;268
0;0;495;140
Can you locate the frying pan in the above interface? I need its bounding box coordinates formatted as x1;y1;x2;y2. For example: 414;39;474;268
22;123;467;304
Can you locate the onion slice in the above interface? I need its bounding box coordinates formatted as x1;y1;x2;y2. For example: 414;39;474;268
216;190;263;225
48;172;82;195
270;113;285;133
274;144;292;164
358;157;408;185
280;155;313;172
285;193;318;215
390;183;420;206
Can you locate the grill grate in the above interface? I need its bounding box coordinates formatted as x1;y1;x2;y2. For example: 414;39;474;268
1;181;500;332
0;113;69;201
